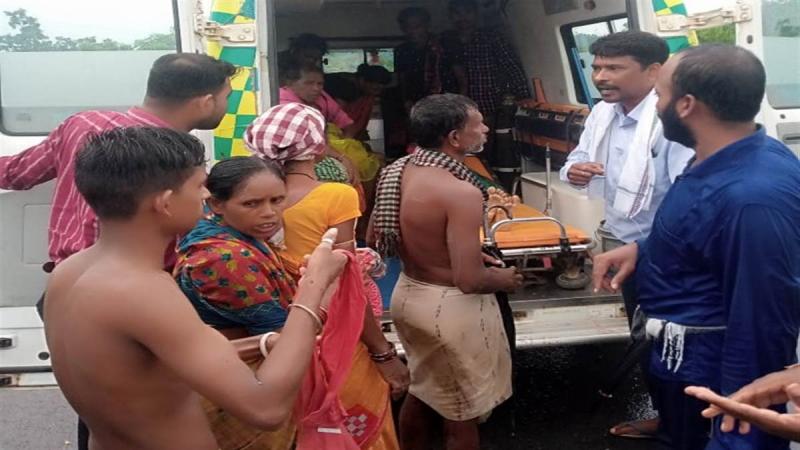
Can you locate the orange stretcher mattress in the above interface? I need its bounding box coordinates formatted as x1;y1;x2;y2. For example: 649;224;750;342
485;204;591;249
465;156;591;249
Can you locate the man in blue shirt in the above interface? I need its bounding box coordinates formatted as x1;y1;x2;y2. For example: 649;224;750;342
561;31;693;439
593;44;800;450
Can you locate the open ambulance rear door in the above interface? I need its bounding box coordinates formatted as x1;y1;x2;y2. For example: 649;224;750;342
633;0;800;154
0;0;276;387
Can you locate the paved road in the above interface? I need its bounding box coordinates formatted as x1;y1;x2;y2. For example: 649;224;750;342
0;386;76;450
1;342;664;450
479;343;660;450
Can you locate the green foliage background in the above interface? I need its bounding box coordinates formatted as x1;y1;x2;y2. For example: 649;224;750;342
0;9;175;52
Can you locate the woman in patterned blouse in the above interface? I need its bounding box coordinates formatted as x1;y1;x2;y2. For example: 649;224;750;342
175;157;296;335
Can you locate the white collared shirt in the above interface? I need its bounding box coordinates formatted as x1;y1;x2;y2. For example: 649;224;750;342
559;97;694;243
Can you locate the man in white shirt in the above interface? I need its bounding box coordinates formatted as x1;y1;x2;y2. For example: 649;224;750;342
559;31;693;441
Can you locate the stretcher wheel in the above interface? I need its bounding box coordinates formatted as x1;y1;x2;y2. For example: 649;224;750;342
555;271;590;290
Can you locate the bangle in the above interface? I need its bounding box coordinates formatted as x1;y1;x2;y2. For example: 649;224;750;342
289;304;324;334
318;306;329;325
333;239;355;247
259;332;279;358
369;341;398;363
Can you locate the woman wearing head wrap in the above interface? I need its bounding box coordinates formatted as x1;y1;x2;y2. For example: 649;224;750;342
244;103;358;265
245;103;409;450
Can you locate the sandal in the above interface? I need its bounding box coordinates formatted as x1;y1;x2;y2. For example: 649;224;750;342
609;417;659;440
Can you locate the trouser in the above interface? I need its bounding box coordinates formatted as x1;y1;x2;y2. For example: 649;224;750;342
596;224;641;327
36;291;90;450
651;376;710;450
596;224;657;411
654;372;791;450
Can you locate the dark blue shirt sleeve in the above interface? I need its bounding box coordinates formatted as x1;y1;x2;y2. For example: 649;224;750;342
711;204;800;449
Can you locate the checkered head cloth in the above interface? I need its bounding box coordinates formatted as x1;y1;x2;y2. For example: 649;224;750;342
244;102;327;165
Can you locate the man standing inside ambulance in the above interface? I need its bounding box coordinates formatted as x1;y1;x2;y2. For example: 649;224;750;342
560;31;693;440
593;44;800;450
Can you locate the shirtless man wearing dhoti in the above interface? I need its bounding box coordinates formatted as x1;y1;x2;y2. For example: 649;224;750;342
44;127;346;450
371;93;523;450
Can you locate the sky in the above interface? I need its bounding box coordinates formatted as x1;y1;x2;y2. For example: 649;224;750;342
0;0;175;43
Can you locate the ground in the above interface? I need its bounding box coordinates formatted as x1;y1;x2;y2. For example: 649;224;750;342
479;343;661;450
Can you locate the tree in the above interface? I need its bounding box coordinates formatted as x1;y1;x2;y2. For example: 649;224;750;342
133;31;176;50
0;9;52;51
0;9;173;52
696;24;735;45
51;36;132;51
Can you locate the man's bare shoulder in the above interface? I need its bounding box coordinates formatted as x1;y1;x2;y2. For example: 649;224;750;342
104;269;189;315
50;255;189;326
48;250;94;289
407;166;484;197
445;177;483;197
436;176;484;211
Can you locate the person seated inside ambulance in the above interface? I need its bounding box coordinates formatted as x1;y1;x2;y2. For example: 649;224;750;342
325;64;392;141
324;64;391;236
279;32;328;69
279;60;355;137
278;59;377;215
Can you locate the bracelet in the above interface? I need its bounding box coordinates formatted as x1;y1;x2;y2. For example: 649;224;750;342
369;341;398;363
318;306;329;325
289;304;324;334
333;239;355;248
259;332;279;358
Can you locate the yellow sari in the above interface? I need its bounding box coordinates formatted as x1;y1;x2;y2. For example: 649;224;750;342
339;344;398;449
202;359;296;450
281;182;399;450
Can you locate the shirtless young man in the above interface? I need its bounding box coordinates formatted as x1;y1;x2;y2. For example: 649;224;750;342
44;127;346;450
371;93;523;450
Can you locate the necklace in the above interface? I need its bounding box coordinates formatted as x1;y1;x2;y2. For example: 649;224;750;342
285;172;316;181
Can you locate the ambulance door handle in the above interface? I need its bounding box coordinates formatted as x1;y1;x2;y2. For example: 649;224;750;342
0;335;15;349
782;133;800;144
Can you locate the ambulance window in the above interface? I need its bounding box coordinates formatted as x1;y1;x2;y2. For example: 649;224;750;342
325;48;395;73
0;1;179;135
762;0;800;109
561;15;629;105
610;18;629;33
326;49;366;72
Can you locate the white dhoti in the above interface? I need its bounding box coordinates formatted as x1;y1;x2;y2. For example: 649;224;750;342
390;273;512;421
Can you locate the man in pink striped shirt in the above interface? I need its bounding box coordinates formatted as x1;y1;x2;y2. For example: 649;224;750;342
0;53;234;450
0;53;235;267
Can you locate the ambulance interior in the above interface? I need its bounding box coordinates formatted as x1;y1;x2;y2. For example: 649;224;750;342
272;0;634;235
269;0;783;236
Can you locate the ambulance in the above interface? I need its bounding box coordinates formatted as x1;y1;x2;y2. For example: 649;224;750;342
0;0;797;404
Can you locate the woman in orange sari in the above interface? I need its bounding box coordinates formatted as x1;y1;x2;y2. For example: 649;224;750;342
245;102;408;450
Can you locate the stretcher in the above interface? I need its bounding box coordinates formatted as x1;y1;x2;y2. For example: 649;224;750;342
466;156;595;290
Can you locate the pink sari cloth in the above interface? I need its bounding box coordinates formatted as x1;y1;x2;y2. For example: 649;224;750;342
356;248;386;319
295;252;366;450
